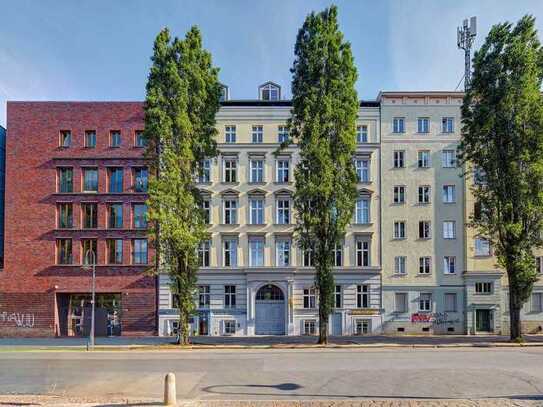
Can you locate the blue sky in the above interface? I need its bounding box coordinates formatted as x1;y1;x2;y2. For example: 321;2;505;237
1;0;542;126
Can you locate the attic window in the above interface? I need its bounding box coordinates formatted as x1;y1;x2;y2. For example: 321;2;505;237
220;85;229;102
260;83;280;101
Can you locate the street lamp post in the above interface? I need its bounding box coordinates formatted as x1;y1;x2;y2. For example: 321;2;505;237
83;249;96;351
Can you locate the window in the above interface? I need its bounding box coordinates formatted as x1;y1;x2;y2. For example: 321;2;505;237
355;159;369;182
252;125;263;143
394;221;406;239
357;285;369;308
443;256;456;274
419;221;431;239
418;150;430;168
393;186;406;204
106;239;123;264
58;167;73;193
303;247;314;267
250;159;264;183
442;185;456;203
82;203;98;229
276;199;290;224
475;238;490;256
57;239;72;264
355;198;370;224
442;150;457;168
57;203;73;228
249;238;264;267
303;320;317;335
198;160;211;183
260;83;280;101
419;257;431;274
223;239;237;267
276;159;289;183
394;256;406;274
249;198;264;224
225;125;236;143
84;130;96;148
393;151;405;168
393;117;405;133
132;239;148;264
419;293;432;312
224;285;236;308
60;130;71;148
135;130;147;147
354;320;370;335
475;282;492;295
536;257;543;274
133;203;148;229
83;168;98;192
418;186;431;204
443;221;456;239
532;292;543;312
303;288;316;309
223;199;238;224
276;239;291;266
417;117;429;133
200;199;210;224
81;239;97;265
220;85;229;102
110;130;121;147
395;292;408;313
442;117;454;133
356;240;370;266
108;203;123;228
334;285;342;308
473;167;487;185
223;158;237;183
333;243;343;267
134;168;148;192
356;125;368;143
278;125;289;143
444;293;457;312
108;168;123;193
198;285;210;308
198;240;210;267
223;320;236;335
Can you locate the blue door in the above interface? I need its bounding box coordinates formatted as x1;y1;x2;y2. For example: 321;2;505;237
255;285;285;335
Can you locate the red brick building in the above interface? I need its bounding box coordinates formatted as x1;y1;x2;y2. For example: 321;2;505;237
0;102;156;337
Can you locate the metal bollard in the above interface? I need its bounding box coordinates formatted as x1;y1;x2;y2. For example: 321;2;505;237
164;372;176;406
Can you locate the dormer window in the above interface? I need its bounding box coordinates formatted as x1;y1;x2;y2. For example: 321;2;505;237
259;82;281;101
220;84;229;102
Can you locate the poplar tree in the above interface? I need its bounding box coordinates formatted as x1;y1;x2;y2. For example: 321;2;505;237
144;27;221;345
459;15;543;341
285;6;359;344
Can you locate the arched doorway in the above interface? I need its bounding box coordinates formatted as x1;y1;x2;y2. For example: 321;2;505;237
255;284;286;335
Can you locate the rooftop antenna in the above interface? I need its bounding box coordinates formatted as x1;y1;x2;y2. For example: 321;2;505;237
457;16;477;90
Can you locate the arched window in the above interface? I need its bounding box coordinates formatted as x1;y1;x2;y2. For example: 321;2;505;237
256;284;284;301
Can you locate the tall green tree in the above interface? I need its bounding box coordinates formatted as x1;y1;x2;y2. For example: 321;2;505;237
144;27;221;345
459;15;543;341
284;6;358;344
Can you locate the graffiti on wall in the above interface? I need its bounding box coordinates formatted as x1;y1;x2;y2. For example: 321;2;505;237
411;312;460;325
0;311;35;328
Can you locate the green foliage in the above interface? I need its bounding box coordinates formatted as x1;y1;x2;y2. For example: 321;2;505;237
458;15;543;340
286;6;358;343
144;27;220;345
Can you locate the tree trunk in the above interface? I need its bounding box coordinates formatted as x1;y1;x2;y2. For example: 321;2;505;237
509;288;522;341
176;276;191;346
318;313;328;345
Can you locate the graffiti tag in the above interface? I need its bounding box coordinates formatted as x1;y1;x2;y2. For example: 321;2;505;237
0;312;35;328
411;312;460;325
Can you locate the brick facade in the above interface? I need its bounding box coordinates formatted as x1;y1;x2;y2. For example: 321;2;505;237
0;102;156;337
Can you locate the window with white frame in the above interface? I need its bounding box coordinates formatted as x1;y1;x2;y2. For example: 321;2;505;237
418;150;430;168
356;125;368;143
201;199;211;224
224;285;236;308
278;125;289;143
225;125;236;143
393;117;405;133
198;159;211;183
419;220;431;239
443;256;456;274
260;83;280;100
444;293;457;312
223;158;237;183
418;185;431;204
276;198;291;224
250;159;264;183
532;292;543;312
394;221;406;239
198;240;210;267
354;319;370;335
276;238;291;266
475;238;490;256
442;117;454;133
357;285;370;308
249;237;264;267
443;221;456;239
393;186;406;204
442;185;456;203
394;256;407;274
393;150;405;168
223;320;236;335
303;319;316;335
252;125;263;143
303;288;316;309
276;159;290;183
417;117;430;133
198;285;210;308
395;292;408;313
355;159;370;183
303;247;314;267
249;198;264;225
419;257;431;274
334;285;342;308
442;150;457;168
356;239;370;266
223;238;237;267
475;282;492;295
419;293;432;311
223;199;238;224
333;243;343;267
355;197;370;224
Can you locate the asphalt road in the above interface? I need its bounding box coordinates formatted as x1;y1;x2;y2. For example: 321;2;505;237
1;348;543;402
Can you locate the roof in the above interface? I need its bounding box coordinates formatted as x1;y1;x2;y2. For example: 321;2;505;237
220;100;379;107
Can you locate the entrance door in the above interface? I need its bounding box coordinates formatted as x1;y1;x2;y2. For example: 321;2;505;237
476;309;492;332
331;313;342;336
255;285;285;335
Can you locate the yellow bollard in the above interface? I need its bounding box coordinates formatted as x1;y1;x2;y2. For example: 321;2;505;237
164;372;176;406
